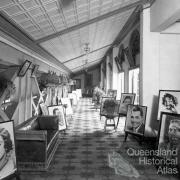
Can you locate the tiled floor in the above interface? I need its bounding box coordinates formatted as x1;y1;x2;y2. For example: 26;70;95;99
20;98;179;180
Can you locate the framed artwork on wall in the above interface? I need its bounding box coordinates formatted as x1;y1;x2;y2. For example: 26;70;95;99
48;105;67;131
18;60;32;77
125;104;147;136
115;56;121;72
0;120;17;180
119;93;136;115
157;90;180;120
31;64;39;77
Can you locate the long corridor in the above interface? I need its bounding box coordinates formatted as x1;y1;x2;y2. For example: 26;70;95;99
21;98;179;180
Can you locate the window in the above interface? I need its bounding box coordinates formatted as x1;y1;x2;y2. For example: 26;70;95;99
117;72;124;99
129;67;139;104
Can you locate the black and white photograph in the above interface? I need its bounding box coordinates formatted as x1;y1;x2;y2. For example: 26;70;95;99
158;112;180;160
0;0;180;179
0;121;17;180
125;105;147;135
157;90;180;120
48;105;67;131
119;93;136;115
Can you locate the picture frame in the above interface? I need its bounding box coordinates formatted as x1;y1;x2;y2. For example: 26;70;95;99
125;104;147;136
31;64;39;77
48;105;67;131
157;112;180;160
119;93;136;115
157;90;180;120
124;47;135;68
0;120;17;180
18;60;32;77
115;56;122;72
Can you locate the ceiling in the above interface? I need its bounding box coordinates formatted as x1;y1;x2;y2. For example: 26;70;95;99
0;0;150;74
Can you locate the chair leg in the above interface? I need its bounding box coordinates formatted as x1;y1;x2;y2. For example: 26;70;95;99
116;116;120;129
104;118;107;131
112;118;116;130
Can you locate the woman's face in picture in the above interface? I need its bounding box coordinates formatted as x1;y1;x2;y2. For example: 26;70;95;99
0;135;5;159
123;98;131;104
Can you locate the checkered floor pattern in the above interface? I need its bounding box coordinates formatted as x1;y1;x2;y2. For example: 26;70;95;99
20;98;179;180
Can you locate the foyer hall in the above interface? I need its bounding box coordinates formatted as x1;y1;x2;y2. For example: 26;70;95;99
20;98;179;180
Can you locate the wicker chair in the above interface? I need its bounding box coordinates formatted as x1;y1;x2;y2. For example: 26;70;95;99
101;99;120;131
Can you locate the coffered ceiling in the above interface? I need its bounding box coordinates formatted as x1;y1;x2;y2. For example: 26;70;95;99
0;0;150;74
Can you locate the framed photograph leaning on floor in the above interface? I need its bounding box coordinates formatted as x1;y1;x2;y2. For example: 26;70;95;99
0;120;17;180
157;112;180;156
48;105;67;131
157;90;180;120
125;104;147;136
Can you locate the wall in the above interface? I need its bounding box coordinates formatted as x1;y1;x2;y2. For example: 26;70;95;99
140;7;160;137
111;23;140;95
141;6;180;137
150;0;180;32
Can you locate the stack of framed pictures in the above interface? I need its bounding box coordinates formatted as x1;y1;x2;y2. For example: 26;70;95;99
156;90;180;173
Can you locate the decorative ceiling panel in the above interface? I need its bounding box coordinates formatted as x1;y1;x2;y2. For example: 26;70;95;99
0;0;144;72
40;7;135;72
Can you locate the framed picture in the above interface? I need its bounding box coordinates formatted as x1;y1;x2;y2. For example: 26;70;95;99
157;90;180;120
31;64;39;77
48;105;67;131
115;56;121;72
157;112;180;160
18;60;32;77
125;104;147;135
0;120;17;180
119;93;136;115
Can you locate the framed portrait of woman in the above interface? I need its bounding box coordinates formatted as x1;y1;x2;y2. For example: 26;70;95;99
119;93;136;115
48;105;67;131
0;120;17;180
157;90;180;120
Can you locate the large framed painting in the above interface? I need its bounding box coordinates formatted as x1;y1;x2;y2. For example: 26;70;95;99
157;112;180;163
119;93;136;115
125;105;147;136
157;90;180;120
0;120;17;180
48;105;67;131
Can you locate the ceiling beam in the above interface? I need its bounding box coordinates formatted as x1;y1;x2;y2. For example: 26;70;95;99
0;13;71;73
63;44;111;64
36;0;150;44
